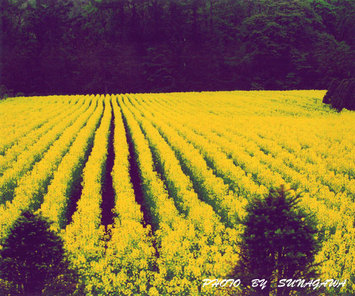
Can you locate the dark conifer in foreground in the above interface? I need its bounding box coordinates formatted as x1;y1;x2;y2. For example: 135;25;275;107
0;211;80;296
323;78;339;104
230;185;322;296
323;78;355;111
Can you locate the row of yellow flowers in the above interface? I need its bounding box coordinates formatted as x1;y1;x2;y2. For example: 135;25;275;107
62;95;112;293
92;97;156;296
0;97;91;204
133;91;354;294
0;95;80;154
120;96;227;295
0;97;85;176
0;96;97;241
125;96;241;287
39;95;102;229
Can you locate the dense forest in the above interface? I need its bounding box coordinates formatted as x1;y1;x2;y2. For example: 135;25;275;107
0;0;354;95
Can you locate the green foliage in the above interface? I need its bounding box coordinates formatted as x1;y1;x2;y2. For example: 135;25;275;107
323;78;355;110
0;85;12;101
323;78;338;104
237;0;325;89
144;47;175;92
231;185;322;296
0;0;354;93
0;211;79;296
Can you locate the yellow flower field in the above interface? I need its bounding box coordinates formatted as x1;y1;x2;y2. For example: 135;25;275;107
0;91;354;295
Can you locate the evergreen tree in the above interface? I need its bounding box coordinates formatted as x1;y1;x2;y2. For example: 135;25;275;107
323;78;339;104
231;185;322;296
323;78;355;111
0;211;79;296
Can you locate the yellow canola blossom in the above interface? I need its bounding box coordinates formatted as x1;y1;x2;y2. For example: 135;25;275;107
0;90;353;295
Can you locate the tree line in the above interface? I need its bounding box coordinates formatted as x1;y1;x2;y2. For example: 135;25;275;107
0;0;354;96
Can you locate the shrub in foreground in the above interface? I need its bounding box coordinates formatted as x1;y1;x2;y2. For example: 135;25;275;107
0;211;80;296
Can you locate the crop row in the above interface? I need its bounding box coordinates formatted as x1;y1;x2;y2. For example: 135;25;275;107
0;96;97;240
